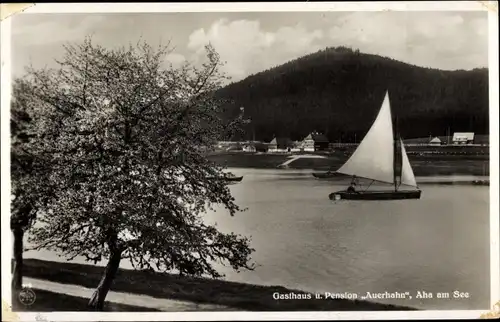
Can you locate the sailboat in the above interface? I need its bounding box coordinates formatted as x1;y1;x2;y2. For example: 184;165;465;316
329;91;422;201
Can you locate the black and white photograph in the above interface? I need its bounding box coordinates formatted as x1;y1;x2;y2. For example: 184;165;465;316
1;2;499;321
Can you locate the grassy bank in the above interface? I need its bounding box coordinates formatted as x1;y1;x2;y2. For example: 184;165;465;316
22;259;416;311
12;288;158;312
208;152;489;176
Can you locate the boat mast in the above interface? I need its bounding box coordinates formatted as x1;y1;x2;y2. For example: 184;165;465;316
393;114;399;192
393;138;397;192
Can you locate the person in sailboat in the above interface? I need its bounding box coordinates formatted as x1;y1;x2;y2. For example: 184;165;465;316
347;181;358;193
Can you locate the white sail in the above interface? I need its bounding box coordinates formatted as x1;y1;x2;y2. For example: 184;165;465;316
400;139;418;187
336;92;395;184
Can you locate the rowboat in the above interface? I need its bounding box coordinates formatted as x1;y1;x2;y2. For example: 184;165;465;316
207;175;244;183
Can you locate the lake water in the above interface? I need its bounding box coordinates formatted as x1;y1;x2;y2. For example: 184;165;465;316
25;168;491;310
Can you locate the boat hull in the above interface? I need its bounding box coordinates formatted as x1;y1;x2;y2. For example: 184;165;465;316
207;176;243;183
329;189;422;201
473;180;489;186
226;176;243;182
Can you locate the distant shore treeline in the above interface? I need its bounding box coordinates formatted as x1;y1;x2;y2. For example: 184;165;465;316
215;46;489;143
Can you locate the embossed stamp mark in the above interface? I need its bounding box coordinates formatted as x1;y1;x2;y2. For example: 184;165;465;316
18;288;36;306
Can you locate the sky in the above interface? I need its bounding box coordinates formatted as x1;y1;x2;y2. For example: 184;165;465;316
11;11;489;82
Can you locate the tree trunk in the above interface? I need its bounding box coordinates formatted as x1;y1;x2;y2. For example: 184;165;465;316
87;249;122;311
12;227;24;294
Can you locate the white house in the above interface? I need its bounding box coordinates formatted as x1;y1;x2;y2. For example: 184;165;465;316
299;132;330;152
300;134;316;152
268;137;279;152
452;132;475;145
268;137;293;153
242;144;256;152
429;137;442;146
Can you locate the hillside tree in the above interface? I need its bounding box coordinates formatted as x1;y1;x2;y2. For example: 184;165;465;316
23;37;254;310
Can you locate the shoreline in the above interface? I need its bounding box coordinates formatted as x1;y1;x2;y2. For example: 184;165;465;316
13;288;159;312
207;152;490;177
19;259;417;312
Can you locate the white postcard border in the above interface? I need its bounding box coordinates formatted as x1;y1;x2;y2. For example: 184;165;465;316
1;1;498;321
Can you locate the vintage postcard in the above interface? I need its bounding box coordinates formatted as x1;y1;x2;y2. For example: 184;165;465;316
1;1;498;321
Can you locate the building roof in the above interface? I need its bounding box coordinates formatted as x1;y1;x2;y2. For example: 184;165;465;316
312;133;329;143
268;137;293;147
302;132;329;143
429;137;442;143
452;132;475;140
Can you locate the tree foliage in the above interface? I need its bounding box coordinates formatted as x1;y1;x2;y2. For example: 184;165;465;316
11;78;40;231
216;46;489;143
21;37;254;309
10;78;56;293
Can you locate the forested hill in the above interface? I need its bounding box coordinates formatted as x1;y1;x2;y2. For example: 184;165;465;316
215;47;489;143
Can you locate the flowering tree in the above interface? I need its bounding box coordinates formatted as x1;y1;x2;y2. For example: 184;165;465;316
22;37;254;310
10;78;53;295
11;79;35;293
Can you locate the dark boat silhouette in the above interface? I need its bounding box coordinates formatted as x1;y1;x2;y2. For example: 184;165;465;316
418;179;489;186
207;174;244;183
312;172;339;179
225;175;243;183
